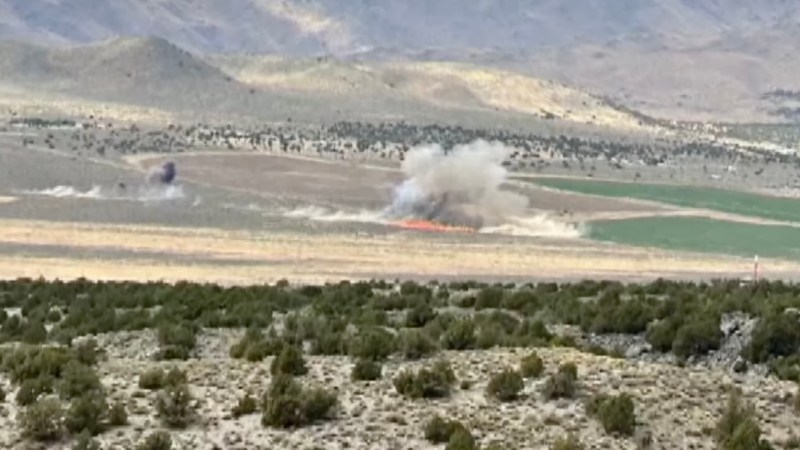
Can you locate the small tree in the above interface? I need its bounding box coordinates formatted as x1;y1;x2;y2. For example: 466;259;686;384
270;345;308;376
520;352;545;378
486;369;524;402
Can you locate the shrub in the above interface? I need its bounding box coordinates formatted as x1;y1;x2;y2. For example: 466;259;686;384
475;287;504;309
156;383;194;428
261;374;337;428
74;339;100;366
349;327;395;361
0;384;4;402
164;367;188;387
65;393;108;435
136;431;172;450
108;399;128;426
351;359;382;381
19;397;65;442
270;345;308;376
745;313;800;363
16;376;54;406
138;368;165;390
672;319;722;359
442;319;476;350
229;328;285;361
586;393;636;436
476;324;504;349
513;319;553;346
406;303;437;327
72;430;102;450
399;329;438;360
424;415;467;444
543;372;577;400
795;389;800;414
551;434;585;450
58;361;102;399
156;322;196;360
232;392;258;418
715;391;774;450
520;352;545;378
310;330;347;356
486;369;524;402
394;360;456;399
446;426;479;450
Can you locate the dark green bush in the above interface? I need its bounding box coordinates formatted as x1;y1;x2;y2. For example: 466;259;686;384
349;327;395;361
72;430;101;450
586;393;636;436
73;339;100;366
551;434;585;450
543;365;577;400
476;287;504;309
58;361;102;399
310;330;347;355
476;324;504;349
156;322;196;360
155;383;194;429
16;376;54;406
424;415;467;444
393;360;456;399
442;319;476;350
520;352;545;378
229;328;286;361
164;367;187;387
232;392;258;418
715;391;774;450
486;369;524;402
399;329;438;360
0;384;5;403
261;374;337;428
138;368;165;390
672;318;722;359
351;359;382;381
406;303;437;327
19;397;65;442
270;345;308;376
446;426;479;450
745;313;800;363
513;319;553;346
136;430;172;450
108;399;128;426
65;392;108;435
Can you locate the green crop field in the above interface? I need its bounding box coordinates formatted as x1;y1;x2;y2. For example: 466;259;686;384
589;216;800;261
532;178;800;223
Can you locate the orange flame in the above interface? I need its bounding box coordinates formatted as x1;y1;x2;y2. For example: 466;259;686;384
393;219;477;233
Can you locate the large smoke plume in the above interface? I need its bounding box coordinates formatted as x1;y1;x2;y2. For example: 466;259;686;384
383;140;528;228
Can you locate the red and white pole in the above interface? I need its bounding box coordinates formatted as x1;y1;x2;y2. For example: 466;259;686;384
753;255;759;282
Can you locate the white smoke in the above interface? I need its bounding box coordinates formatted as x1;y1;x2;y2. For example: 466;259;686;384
283;205;385;223
383;140;528;228
20;184;187;203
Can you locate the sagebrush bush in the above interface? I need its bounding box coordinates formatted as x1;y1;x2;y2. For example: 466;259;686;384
745;313;800;363
551;433;585;450
349;327;395;361
486;369;524;402
424;415;467;443
543;373;576;400
19;397;64;442
65;392;108;435
138;368;166;390
406;303;437;327
232;392;258;418
672;319;722;359
270;345;308;376
586;393;636;436
351;359;382;381
442;319;476;350
156;383;194;429
399;329;438;360
108;399;128;426
520;352;545;378
394;360;456;399
714;391;774;450
136;430;172;450
58;361;102;399
72;430;102;450
16;376;54;406
446;426;479;450
261;374;337;428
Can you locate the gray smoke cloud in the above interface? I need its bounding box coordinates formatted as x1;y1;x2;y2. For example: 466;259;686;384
383;140;528;228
